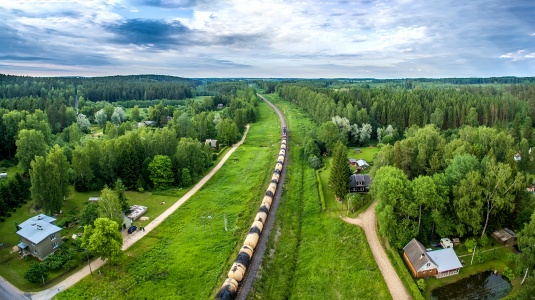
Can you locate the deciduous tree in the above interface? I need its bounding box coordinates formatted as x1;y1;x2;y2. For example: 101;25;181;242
149;155;174;190
98;186;123;226
81;217;122;261
16;129;47;174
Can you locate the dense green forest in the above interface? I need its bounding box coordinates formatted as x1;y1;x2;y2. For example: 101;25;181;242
0;75;258;219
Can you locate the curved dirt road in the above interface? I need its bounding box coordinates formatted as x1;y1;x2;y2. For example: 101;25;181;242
21;125;251;300
342;201;412;300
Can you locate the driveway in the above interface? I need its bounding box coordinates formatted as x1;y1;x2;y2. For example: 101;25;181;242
342;201;412;300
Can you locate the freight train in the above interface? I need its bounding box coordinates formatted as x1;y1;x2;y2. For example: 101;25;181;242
215;126;288;300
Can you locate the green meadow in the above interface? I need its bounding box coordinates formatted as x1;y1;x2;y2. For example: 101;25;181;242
57;101;281;299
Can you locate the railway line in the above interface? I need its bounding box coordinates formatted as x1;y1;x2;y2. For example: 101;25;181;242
215;94;289;299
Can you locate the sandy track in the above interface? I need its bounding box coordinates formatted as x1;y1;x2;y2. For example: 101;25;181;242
342;201;412;300
22;125;251;300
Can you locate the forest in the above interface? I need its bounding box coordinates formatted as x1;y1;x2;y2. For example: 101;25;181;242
0;75;258;218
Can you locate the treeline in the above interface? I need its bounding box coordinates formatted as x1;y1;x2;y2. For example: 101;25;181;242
0;74;196;104
276;84;535;133
370;125;531;248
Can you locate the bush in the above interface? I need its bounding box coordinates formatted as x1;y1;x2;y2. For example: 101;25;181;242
0;217;4;222
417;279;426;291
476;251;485;264
503;267;515;281
308;155;323;169
506;253;516;264
479;235;489;248
465;238;477;252
24;263;48;283
6;212;11;217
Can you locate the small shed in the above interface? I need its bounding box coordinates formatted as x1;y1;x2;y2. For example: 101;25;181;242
452;238;460;247
0;172;7;179
205;139;218;149
348;158;357;166
217;104;225;109
355;148;361;154
88;197;100;202
491;228;517;246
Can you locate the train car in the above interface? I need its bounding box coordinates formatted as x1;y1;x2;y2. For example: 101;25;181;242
215;278;239;300
271;172;280;183
262;195;273;206
279;149;286;156
243;221;264;248
277;155;285;164
267;182;277;197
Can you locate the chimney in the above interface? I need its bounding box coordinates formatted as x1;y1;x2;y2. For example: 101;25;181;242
37;215;42;220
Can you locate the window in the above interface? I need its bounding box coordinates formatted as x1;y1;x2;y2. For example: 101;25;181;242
52;242;58;249
50;233;56;240
33;248;37;254
426;263;430;267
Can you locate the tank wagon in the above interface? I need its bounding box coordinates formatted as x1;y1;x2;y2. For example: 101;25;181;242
215;126;288;300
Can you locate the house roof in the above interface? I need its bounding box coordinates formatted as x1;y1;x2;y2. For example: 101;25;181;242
18;214;56;229
88;197;100;202
17;220;61;244
356;159;369;167
349;158;357;163
349;174;372;188
427;248;463;272
404;238;436;272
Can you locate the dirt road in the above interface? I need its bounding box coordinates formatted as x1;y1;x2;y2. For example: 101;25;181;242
22;125;251;300
342;201;412;300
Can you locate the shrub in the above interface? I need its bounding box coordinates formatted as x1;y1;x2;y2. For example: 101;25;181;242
506;253;516;264
0;217;4;222
465;238;477;252
308;155;323;169
476;251;485;264
417;279;426;291
503;267;515;281
479;235;489;248
24;263;48;283
6;212;11;217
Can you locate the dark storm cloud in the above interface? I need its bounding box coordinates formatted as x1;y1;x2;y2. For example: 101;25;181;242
132;0;197;8
105;18;192;49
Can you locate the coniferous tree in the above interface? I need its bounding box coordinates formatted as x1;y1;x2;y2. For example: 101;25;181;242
329;141;351;200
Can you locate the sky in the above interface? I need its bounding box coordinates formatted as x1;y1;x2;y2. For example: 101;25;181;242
0;0;534;78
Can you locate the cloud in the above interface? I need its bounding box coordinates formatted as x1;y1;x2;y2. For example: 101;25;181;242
132;0;197;8
105;18;192;49
500;50;535;61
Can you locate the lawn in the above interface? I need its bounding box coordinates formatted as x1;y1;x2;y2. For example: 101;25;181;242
56;101;281;299
249;94;390;299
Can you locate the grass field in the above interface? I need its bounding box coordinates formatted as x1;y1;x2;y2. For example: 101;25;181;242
249;94;390;299
56;101;281;299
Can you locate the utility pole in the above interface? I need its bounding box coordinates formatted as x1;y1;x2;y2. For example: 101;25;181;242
85;248;93;275
208;216;213;235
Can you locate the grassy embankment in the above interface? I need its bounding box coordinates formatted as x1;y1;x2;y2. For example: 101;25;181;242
56;101;280;299
249;94;390;299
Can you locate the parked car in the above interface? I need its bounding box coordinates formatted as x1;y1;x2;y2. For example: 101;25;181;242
128;226;137;234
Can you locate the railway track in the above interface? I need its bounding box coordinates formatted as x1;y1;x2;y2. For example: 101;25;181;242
234;94;289;300
215;94;288;300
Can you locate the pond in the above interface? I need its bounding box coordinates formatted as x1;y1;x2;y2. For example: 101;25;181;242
431;271;512;300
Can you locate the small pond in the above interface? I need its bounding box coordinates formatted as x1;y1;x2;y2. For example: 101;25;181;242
431;271;512;300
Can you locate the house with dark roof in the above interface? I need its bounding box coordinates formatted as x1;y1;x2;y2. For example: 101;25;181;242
403;238;463;279
348;158;357;166
348;174;372;193
16;214;62;260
